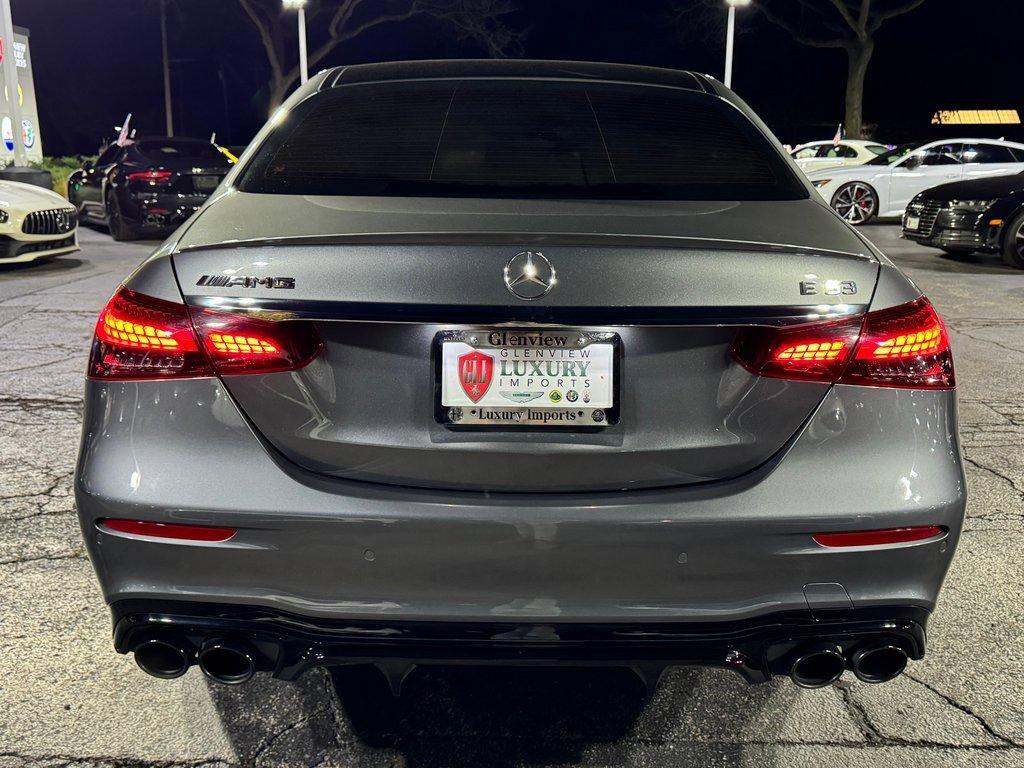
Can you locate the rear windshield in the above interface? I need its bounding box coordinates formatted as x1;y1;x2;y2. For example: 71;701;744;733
137;140;230;165
239;80;806;200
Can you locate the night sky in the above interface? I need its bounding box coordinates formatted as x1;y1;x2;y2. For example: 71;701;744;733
13;0;1024;157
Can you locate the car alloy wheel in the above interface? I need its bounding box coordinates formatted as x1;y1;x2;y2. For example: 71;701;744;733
832;183;876;225
106;196;136;242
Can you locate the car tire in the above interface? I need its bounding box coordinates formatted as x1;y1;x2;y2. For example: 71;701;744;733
1001;212;1024;269
831;182;878;225
106;195;138;242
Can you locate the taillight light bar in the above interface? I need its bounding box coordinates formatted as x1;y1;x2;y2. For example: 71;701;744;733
88;287;322;380
732;297;954;389
100;518;236;542
127;169;174;185
813;526;945;548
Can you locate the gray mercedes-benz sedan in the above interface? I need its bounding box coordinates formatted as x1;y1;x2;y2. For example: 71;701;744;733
75;60;964;693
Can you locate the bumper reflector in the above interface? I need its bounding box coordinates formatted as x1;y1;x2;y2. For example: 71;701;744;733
100;518;236;542
812;526;944;548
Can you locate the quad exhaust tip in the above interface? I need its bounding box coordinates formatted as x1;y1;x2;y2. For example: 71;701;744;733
134;638;191;679
850;640;908;684
789;642;845;689
198;639;257;685
132;633;906;689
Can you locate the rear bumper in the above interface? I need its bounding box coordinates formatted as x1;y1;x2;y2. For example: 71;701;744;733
76;377;966;627
111;599;928;685
124;191;206;230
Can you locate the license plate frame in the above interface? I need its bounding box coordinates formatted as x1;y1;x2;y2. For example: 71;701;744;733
905;215;920;231
434;329;621;429
193;175;221;192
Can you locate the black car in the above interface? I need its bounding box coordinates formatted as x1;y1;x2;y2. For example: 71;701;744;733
903;171;1024;268
68;137;233;241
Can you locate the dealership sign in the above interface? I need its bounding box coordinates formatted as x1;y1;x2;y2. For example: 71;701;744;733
0;29;42;161
931;109;1021;126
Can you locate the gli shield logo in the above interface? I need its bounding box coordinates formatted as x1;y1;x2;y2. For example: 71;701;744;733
458;350;494;403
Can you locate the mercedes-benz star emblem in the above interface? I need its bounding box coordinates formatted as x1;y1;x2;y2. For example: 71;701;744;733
503;251;556;300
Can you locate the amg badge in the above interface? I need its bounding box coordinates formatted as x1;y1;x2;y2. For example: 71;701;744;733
196;275;296;289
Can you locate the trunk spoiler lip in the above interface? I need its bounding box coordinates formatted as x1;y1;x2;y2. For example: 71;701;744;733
182;295;867;328
172;231;876;263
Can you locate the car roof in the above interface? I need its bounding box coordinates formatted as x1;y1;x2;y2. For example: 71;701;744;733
132;136;213;144
920;137;1024;149
795;140;886;148
324;59;708;92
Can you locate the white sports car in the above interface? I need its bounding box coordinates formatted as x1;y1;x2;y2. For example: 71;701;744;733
807;138;1024;224
0;179;79;265
790;140;889;174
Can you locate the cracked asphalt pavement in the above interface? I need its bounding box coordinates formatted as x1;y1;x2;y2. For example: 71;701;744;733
1;225;1022;767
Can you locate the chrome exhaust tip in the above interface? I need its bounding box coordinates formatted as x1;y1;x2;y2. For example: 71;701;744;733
134;638;191;679
851;640;908;684
197;640;257;685
789;642;845;688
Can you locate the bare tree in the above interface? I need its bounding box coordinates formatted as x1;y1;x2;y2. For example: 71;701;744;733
668;0;929;138
429;0;524;58
753;0;929;138
238;0;522;113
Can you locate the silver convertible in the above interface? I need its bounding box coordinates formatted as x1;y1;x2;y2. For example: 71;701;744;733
75;60;965;694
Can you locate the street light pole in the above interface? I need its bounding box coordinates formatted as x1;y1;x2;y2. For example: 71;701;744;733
297;4;308;85
160;0;173;136
724;4;736;88
723;0;751;90
283;0;308;85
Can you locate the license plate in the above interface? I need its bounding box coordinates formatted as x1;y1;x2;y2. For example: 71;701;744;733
905;215;920;230
193;175;221;192
438;329;617;427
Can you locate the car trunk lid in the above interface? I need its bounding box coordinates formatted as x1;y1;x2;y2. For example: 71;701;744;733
172;195;876;492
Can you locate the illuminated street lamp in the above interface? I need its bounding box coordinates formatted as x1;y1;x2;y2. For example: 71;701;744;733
723;0;751;90
283;0;308;85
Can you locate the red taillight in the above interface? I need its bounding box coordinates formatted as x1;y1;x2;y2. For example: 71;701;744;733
100;518;236;542
732;315;861;383
191;308;323;375
840;297;954;389
88;287;322;380
127;169;174;185
732;297;954;389
90;288;212;379
812;526;945;548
